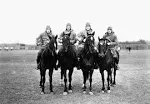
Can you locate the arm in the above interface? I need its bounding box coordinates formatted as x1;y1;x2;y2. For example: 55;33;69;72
36;34;42;46
111;35;118;45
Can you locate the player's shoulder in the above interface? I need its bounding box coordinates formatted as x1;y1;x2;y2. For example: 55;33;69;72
112;32;117;38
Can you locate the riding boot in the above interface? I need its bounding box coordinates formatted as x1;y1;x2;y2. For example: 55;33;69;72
36;53;41;70
114;56;119;70
36;62;40;70
36;49;44;70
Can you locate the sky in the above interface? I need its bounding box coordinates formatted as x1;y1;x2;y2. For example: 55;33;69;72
0;0;150;44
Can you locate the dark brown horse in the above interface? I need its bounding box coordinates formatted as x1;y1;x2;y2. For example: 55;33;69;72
80;35;96;95
58;35;76;95
39;35;58;94
97;37;117;93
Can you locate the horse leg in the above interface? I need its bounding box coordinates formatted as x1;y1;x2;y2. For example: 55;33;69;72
68;68;73;92
82;70;87;93
60;69;63;85
110;68;113;86
40;74;42;88
113;65;117;85
100;70;105;93
49;69;54;93
40;70;46;94
63;69;68;95
107;69;111;93
89;69;94;95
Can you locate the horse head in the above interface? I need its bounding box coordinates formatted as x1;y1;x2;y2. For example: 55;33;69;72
98;36;111;57
46;35;58;52
84;34;95;54
62;35;71;52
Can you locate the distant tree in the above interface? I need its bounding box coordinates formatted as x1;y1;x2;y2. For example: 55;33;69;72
138;39;147;44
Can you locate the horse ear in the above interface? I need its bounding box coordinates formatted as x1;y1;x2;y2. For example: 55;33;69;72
98;36;100;41
92;31;95;35
55;35;58;40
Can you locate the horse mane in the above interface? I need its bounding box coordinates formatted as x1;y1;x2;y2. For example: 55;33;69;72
82;36;95;55
44;36;56;54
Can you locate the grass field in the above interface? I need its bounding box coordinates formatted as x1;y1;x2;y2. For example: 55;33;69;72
0;50;150;104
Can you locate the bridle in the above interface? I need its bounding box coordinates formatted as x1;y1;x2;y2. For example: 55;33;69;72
84;35;95;55
98;38;111;57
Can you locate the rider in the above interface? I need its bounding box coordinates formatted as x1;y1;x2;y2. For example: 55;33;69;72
36;25;58;70
102;26;119;70
57;23;78;69
77;22;98;69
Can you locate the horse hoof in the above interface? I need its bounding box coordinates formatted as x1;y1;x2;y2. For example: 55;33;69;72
83;91;86;94
41;91;45;95
101;90;105;93
68;90;72;93
89;91;93;95
107;90;111;93
63;92;68;95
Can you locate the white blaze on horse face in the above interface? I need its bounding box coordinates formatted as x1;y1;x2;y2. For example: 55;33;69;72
100;42;103;45
91;36;94;41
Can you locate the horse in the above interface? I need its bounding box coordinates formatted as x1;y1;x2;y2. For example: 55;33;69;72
39;35;58;94
58;35;76;95
97;37;118;93
79;35;96;95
